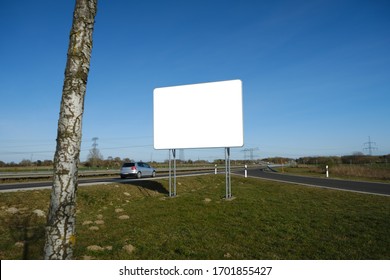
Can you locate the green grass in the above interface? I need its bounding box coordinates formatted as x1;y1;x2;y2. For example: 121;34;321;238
0;175;389;260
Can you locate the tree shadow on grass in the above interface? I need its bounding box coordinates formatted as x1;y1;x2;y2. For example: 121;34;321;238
120;179;169;196
6;212;45;259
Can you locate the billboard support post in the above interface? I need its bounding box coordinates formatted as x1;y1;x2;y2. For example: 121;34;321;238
225;147;232;199
173;149;176;196
168;149;172;196
168;149;177;197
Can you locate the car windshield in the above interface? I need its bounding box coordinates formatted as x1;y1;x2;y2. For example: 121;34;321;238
122;163;135;167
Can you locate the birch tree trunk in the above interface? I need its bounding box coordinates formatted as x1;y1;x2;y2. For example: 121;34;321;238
44;0;97;260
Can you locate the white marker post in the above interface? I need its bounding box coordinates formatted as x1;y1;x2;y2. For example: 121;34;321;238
245;164;248;178
215;164;217;175
326;165;329;178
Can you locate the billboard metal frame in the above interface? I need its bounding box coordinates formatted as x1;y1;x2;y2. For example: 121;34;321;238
153;80;243;199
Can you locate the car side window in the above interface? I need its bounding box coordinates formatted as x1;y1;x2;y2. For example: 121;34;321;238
144;163;150;168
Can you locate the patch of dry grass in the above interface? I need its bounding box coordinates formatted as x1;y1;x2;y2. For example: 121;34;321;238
284;164;390;182
331;165;390;181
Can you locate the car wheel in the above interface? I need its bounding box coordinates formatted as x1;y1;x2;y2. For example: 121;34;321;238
136;172;142;179
152;171;156;177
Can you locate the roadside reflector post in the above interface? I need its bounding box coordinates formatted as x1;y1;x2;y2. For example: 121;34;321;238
245;164;248;178
215;164;217;174
326;165;329;178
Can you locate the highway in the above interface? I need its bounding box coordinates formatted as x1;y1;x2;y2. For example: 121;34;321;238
234;168;390;196
1;168;389;196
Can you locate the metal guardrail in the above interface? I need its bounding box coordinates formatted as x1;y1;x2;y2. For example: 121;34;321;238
0;166;249;180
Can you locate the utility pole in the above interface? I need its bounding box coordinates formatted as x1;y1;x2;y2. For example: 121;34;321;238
363;136;377;156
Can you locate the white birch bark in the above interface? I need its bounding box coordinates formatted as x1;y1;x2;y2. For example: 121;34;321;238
44;0;97;260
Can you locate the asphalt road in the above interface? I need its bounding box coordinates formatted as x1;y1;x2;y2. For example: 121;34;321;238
1;169;389;197
234;168;390;196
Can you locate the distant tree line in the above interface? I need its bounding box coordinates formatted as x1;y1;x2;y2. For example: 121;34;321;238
0;159;55;168
1;154;389;168
296;154;390;166
261;157;295;164
0;157;132;168
0;157;264;168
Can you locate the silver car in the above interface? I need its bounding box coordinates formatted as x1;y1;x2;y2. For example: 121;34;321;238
120;162;156;179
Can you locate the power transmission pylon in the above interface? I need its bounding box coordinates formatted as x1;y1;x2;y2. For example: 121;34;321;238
363;136;377;155
92;137;99;151
241;147;259;161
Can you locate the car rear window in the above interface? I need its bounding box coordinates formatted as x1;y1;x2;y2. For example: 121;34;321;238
122;163;135;167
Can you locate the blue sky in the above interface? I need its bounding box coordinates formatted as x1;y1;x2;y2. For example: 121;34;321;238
0;0;389;163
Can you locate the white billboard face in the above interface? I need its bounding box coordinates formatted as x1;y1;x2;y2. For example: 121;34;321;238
153;79;243;150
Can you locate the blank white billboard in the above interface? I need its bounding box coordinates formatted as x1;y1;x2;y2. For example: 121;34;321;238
153;79;243;150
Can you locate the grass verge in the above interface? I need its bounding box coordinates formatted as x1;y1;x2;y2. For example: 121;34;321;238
0;175;389;259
